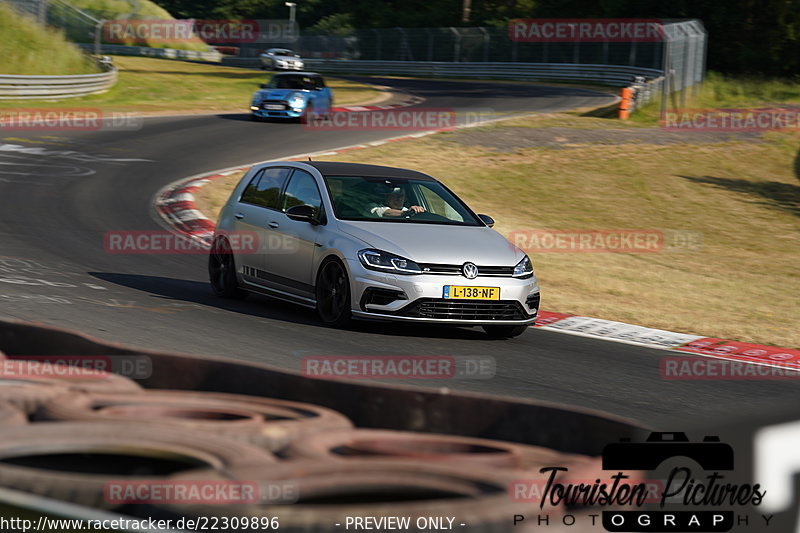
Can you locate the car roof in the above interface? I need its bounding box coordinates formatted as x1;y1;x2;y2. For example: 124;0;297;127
303;161;436;181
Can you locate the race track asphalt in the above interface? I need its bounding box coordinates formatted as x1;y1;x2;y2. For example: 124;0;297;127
1;77;795;428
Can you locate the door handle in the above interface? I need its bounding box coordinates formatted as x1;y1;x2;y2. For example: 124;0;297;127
268;221;280;229
234;213;245;220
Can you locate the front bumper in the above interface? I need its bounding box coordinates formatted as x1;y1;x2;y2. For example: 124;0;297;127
251;106;303;119
346;259;540;325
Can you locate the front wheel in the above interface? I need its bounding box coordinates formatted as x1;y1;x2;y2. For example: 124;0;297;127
209;238;248;299
482;324;528;339
315;259;352;327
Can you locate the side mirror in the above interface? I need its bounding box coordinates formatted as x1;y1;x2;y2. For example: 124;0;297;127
477;214;495;228
286;204;318;224
259;83;269;89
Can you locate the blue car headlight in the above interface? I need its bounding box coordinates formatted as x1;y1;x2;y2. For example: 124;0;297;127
358;249;422;275
288;93;305;109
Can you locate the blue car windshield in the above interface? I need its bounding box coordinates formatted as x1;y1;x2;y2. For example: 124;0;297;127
268;75;317;90
325;175;482;226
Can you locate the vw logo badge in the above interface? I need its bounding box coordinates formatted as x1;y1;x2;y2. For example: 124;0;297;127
462;262;479;279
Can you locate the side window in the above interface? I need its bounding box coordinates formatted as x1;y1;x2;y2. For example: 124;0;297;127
240;167;291;209
314;77;326;89
282;170;323;218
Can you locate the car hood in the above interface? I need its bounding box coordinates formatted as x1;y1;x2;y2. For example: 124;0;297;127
253;89;309;100
336;220;525;266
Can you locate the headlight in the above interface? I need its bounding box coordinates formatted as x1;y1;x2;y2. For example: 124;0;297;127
358;249;422;275
513;255;534;278
287;93;305;109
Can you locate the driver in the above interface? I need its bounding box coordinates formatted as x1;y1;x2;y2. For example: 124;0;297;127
370;188;425;218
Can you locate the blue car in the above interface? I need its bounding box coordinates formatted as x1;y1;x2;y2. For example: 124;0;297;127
250;72;333;122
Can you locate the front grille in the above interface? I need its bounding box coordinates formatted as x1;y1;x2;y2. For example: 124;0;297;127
417;263;515;277
260;100;287;110
391;299;530;321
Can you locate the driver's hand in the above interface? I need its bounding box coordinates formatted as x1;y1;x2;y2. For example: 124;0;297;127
409;205;425;213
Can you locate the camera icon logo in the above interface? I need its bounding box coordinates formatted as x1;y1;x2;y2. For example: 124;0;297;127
603;432;734;471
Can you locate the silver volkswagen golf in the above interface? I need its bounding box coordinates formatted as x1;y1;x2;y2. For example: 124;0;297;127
209;161;540;338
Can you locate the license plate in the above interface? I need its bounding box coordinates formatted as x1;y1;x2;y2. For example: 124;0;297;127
443;286;500;300
263;104;284;110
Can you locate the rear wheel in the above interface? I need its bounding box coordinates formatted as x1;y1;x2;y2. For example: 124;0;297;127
315;259;352;327
208;238;248;299
482;325;528;339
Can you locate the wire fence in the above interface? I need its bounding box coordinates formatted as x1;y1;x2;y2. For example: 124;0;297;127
2;0;706;105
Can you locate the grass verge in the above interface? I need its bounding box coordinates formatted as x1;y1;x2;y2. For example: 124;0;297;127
633;72;800;124
194;108;800;348
0;56;383;114
0;3;99;75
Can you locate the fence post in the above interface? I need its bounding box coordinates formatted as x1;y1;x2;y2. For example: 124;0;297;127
660;39;669;118
373;29;381;60
95;18;104;56
426;28;433;61
38;0;48;24
479;27;489;62
450;27;461;62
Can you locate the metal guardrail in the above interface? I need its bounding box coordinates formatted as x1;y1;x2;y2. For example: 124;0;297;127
223;57;661;87
0;62;117;100
77;43;222;62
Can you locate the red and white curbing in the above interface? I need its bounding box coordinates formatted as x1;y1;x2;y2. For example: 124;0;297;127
331;95;424;113
155;151;800;373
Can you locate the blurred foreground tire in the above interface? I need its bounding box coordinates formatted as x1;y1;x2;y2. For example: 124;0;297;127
0;423;276;509
285;428;590;471
0;380;71;414
0;400;27;426
38;390;353;451
165;460;533;532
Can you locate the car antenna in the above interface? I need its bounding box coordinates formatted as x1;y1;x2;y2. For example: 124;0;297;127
308;157;312;161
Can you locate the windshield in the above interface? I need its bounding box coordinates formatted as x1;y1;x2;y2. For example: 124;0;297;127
267;75;317;90
325;175;482;225
270;49;298;57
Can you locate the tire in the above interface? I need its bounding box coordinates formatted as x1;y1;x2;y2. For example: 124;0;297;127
0;422;276;509
482;324;529;339
251;114;264;122
285;428;585;472
0;360;141;414
315;258;352;327
209;237;248;299
0;381;72;415
0;400;26;426
164;460;530;532
38;390;353;452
